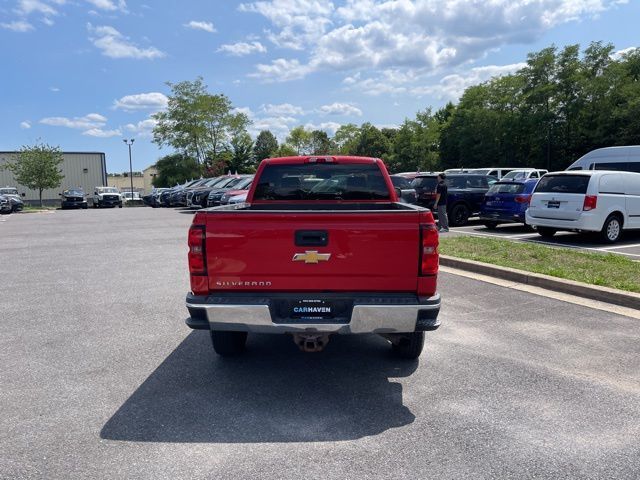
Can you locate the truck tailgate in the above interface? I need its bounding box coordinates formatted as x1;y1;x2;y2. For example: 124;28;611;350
205;211;421;292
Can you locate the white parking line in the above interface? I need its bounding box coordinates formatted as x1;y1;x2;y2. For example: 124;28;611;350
521;238;640;258
453;228;640;258
600;243;640;251
453;230;537;240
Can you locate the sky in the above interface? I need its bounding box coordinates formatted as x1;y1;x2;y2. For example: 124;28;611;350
1;0;638;173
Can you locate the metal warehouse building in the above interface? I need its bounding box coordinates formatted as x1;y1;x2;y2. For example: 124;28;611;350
0;151;107;204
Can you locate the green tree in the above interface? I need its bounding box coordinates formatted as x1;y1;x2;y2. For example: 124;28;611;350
229;132;255;173
333;124;361;154
309;130;333;155
253;130;278;161
274;144;298;157
353;123;390;159
286;126;313;155
4;142;64;207
152;77;251;169
152;153;201;188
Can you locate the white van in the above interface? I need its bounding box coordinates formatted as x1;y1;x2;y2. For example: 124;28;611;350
469;167;517;179
501;169;548;181
525;171;640;243
566;146;640;172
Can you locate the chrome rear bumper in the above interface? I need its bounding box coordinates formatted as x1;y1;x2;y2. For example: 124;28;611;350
186;293;441;334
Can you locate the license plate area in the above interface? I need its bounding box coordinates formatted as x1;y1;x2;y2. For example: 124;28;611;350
547;201;560;209
270;298;353;324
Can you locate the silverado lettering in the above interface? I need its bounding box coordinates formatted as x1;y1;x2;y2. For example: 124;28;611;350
215;281;273;287
186;156;441;359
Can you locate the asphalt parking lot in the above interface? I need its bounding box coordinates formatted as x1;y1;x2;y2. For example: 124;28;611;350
1;208;639;479
448;219;640;259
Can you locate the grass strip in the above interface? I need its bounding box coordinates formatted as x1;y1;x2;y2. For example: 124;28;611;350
439;236;639;293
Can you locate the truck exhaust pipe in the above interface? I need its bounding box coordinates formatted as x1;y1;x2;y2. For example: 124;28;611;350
292;333;330;352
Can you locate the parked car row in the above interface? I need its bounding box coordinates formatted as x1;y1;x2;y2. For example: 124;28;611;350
144;175;256;209
147;147;640;244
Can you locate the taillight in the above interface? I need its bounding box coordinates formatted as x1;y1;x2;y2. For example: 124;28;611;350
515;194;531;204
583;195;597;211
188;225;206;275
420;224;439;276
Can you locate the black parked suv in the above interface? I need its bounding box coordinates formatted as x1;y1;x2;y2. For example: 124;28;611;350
61;188;88;209
412;173;497;226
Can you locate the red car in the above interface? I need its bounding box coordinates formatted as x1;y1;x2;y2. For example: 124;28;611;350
185;156;441;359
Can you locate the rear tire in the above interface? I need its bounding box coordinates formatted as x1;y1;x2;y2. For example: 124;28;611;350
483;222;498;230
391;332;425;360
210;330;247;356
449;204;470;227
600;214;622;244
537;227;557;238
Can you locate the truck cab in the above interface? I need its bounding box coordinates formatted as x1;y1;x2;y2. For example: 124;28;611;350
92;186;122;208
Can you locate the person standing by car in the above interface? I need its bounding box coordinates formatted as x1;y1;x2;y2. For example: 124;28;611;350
435;173;449;232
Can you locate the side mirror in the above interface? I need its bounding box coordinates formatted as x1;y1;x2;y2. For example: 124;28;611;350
394;187;402;199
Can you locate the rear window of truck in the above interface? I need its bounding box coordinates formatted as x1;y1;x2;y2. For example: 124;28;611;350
535;175;590;194
253;163;391;201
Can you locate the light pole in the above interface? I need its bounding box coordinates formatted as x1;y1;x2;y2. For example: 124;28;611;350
123;139;135;202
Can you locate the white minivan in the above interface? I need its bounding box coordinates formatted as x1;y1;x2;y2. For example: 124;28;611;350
525;171;640;243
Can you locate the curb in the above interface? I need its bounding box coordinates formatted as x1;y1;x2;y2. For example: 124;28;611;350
440;255;640;310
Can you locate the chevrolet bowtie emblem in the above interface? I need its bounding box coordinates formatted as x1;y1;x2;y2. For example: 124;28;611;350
292;251;331;264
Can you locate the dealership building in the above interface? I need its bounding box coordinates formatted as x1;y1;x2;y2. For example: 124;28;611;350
0;151;107;204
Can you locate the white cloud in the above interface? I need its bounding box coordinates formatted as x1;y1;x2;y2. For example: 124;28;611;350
184;20;216;33
243;0;626;81
40;113;108;130
410;63;527;100
318;102;362;116
239;0;334;49
83;128;122;137
303;121;342;135
249;116;298;139
15;0;59;16
342;69;409;96
261;103;305;116
113;92;168;111
88;24;165;59
249;58;312;82
39;111;127;137
1;20;34;32
217;41;267;56
613;46;638;59
49;86;60;92
20;121;32;129
86;0;127;11
124;118;157;138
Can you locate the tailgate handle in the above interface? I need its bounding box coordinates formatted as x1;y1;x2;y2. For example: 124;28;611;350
295;230;328;246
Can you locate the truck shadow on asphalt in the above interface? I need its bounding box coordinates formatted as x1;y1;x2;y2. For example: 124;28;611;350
101;331;418;443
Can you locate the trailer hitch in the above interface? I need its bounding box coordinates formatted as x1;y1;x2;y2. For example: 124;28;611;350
292;333;331;352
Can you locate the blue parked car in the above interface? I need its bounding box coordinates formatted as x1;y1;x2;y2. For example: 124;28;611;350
479;179;539;229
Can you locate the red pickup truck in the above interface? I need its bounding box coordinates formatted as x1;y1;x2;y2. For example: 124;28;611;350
185;156;441;359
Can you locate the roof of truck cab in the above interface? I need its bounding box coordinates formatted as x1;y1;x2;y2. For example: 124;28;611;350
262;156;381;164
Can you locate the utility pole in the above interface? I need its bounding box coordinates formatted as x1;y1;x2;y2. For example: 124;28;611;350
123;139;135;202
